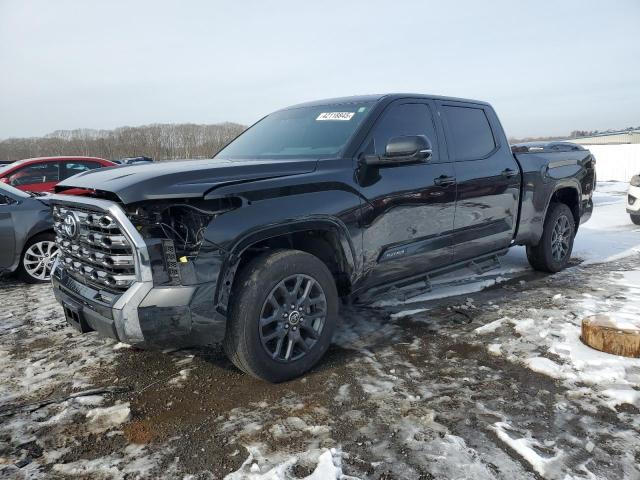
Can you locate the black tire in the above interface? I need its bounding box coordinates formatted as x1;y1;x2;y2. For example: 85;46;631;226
631;214;640;226
17;232;59;284
526;203;576;273
224;250;338;382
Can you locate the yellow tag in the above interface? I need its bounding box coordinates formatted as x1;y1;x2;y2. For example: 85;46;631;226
179;256;188;263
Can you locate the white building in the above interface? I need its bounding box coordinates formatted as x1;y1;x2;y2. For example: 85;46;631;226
568;130;640;145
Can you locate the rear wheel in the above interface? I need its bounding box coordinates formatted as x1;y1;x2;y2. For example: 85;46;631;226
527;203;575;273
224;250;338;382
18;233;59;283
631;214;640;226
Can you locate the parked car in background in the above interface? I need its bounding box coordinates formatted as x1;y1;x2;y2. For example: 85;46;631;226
114;156;154;165
0;183;57;283
0;160;15;166
0;156;116;194
628;174;640;225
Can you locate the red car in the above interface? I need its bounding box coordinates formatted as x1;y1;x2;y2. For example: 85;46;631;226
0;156;116;193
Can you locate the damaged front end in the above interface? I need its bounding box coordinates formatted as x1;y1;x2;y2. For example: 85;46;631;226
50;193;239;348
123;197;240;286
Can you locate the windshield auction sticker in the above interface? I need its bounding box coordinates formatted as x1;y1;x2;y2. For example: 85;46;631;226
316;112;355;121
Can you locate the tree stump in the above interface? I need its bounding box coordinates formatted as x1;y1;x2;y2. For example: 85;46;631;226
581;315;640;358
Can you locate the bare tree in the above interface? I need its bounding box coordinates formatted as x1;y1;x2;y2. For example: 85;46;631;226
0;122;246;162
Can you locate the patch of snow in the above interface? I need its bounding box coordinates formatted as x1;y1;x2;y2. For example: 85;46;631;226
601;388;640;410
53;444;162;479
487;344;502;356
524;357;566;379
86;402;131;433
490;422;564;477
225;447;353;480
168;368;191;386
474;318;506;335
390;308;428;319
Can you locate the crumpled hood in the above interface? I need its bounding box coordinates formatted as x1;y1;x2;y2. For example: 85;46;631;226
55;157;318;203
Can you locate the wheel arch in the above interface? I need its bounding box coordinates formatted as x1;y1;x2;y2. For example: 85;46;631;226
546;183;581;229
215;217;357;312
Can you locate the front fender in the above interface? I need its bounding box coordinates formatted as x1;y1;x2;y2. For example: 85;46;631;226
202;187;362;312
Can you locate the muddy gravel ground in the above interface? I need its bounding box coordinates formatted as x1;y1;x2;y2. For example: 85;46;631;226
1;254;639;479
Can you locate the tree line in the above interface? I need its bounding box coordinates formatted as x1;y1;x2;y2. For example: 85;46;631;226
0;123;246;162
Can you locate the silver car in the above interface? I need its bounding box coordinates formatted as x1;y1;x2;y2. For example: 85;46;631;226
0;183;57;283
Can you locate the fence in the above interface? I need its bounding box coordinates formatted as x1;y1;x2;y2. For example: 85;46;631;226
586;144;640;182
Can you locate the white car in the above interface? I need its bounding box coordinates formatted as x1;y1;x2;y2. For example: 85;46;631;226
629;174;640;225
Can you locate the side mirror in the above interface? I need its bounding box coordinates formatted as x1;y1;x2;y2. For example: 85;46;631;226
362;135;433;167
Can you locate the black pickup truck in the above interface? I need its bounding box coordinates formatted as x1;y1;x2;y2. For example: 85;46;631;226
50;94;595;382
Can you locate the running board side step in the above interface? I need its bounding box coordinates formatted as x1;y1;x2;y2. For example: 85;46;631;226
353;249;507;304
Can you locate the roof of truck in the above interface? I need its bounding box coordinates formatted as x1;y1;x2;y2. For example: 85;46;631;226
284;93;490;109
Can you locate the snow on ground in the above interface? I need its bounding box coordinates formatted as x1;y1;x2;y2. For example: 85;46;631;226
574;182;640;263
0;283;176;478
1;182;639;479
224;447;355;480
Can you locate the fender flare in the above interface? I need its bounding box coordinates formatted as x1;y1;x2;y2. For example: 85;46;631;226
542;179;582;224
214;216;357;311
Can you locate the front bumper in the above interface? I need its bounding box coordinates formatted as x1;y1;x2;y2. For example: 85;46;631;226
52;263;226;346
627;185;640;214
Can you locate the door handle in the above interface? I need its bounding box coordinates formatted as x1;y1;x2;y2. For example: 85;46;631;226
501;168;518;178
434;175;456;186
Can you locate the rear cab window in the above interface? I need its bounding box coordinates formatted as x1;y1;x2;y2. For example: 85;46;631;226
441;105;496;160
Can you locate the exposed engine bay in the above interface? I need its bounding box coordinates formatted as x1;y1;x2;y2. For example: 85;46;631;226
125;198;239;258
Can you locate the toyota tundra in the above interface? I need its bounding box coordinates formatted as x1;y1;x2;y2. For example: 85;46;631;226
49;94;596;382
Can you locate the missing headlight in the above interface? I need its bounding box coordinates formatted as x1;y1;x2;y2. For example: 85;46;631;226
126;198;239;258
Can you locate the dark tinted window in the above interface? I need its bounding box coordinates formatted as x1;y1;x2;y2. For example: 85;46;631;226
9;162;60;186
62;161;101;179
369;103;437;156
443;106;495;160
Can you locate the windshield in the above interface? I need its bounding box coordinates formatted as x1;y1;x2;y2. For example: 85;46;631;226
0;181;31;199
216;102;374;159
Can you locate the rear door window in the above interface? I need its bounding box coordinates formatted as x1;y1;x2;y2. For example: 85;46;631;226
442;106;495;160
8;162;60;186
62;161;102;179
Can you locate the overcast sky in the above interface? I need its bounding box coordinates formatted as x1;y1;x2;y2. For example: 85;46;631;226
1;0;639;139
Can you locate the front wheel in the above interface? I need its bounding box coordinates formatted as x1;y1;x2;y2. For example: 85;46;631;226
224;250;338;382
527;203;576;273
631;214;640;226
17;233;59;283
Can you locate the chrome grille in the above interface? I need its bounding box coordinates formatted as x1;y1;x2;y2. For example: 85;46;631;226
53;204;137;292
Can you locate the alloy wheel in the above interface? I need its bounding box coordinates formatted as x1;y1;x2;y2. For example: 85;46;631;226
259;274;327;362
551;215;571;261
23;241;59;281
